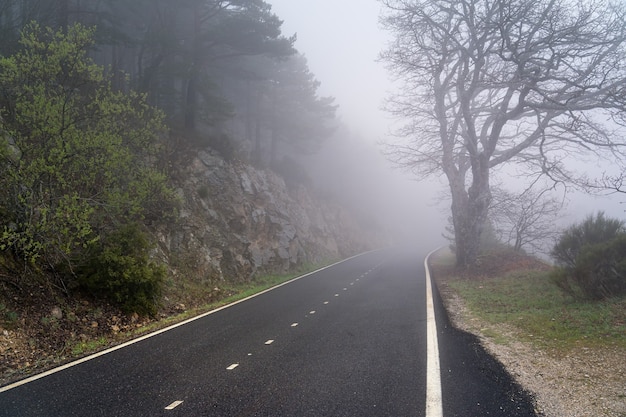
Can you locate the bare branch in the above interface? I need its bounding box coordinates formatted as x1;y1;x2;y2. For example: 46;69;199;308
381;0;626;265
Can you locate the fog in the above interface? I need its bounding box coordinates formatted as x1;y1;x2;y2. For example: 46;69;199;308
269;0;389;140
268;0;447;248
269;0;625;251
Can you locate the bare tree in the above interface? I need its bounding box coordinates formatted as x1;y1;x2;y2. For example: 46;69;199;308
380;0;626;267
490;188;562;253
585;172;626;194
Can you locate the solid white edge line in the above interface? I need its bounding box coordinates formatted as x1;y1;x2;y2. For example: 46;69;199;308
0;249;383;393
425;247;444;417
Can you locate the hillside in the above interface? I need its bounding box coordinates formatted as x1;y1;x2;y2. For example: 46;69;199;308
0;147;382;385
164;148;378;282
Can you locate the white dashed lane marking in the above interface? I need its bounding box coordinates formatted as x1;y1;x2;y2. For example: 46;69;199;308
220;264;386;379
165;400;183;410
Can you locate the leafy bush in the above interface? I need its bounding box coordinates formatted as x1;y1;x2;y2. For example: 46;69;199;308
76;224;165;315
0;23;176;281
572;235;626;299
551;213;626;300
551;212;623;268
208;132;236;161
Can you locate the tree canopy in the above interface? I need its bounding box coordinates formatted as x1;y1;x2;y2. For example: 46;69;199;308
0;1;334;166
0;3;338;311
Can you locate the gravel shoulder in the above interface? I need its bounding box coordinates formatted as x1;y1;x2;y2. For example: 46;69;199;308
432;256;626;417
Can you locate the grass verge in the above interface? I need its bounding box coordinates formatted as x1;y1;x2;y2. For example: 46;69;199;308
70;262;330;353
0;261;334;387
431;250;626;353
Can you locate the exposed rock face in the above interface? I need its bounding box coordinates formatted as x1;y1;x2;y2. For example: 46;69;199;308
160;150;379;282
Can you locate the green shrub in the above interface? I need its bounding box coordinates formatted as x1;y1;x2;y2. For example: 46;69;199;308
197;185;209;200
573;235;626;299
76;224;165;315
209;133;236;161
0;24;175;284
550;267;581;299
551;213;626;300
551;212;623;268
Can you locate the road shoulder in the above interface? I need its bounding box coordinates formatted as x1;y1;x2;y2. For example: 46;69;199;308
430;250;626;417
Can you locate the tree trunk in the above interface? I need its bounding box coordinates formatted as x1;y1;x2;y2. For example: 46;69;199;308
254;88;262;166
269;86;278;168
56;0;70;31
245;79;252;144
449;154;492;268
184;75;197;130
184;4;201;131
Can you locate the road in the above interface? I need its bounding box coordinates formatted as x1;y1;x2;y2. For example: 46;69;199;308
0;248;537;416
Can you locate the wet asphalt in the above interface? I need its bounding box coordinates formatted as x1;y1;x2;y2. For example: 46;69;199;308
0;248;538;417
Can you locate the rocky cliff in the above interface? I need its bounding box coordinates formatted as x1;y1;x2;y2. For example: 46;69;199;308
160;149;380;284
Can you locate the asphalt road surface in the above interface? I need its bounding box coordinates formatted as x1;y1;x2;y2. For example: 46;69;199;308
0;248;538;416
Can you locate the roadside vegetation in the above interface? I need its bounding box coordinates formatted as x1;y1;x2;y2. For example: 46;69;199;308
0;24;177;317
431;212;626;417
432;212;626;353
443;263;626;351
0;261;329;385
0;14;341;387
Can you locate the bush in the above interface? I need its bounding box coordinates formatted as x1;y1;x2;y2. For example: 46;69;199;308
574;235;626;299
551;212;623;268
76;224;165;315
551;213;626;300
0;23;175;283
208;133;236;161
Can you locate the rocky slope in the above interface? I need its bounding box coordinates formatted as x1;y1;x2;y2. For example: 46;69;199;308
0;148;382;385
162;149;381;283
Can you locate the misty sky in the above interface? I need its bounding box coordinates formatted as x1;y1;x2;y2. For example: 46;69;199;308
268;0;450;246
268;0;625;240
269;0;390;142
